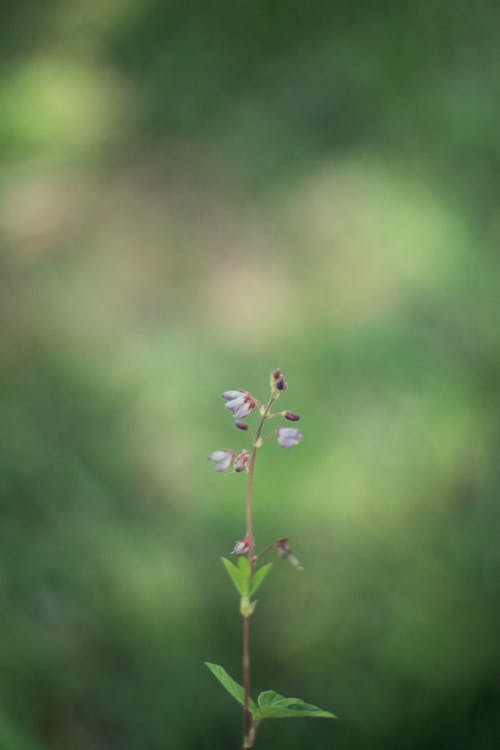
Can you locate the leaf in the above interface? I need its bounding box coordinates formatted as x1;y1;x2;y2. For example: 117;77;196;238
257;690;336;719
221;557;249;596
237;556;251;578
205;663;259;717
250;563;273;596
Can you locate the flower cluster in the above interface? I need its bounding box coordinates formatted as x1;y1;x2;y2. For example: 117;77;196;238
208;369;303;473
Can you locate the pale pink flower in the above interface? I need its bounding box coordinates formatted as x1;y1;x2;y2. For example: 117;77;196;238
233;536;250;556
208;449;234;472
277;427;303;449
234;449;250;473
222;390;256;420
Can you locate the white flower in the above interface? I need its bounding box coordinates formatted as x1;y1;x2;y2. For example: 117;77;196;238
277;427;303;449
221;390;256;419
208;450;234;472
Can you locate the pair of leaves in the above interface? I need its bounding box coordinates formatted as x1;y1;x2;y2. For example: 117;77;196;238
205;663;336;721
221;557;272;598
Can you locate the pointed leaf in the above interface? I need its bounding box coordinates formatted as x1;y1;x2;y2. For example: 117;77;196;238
205;663;259;717
250;563;273;596
221;557;249;595
257;690;336;719
237;556;251;579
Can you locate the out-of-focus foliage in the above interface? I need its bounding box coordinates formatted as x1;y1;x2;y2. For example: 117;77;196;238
1;2;500;749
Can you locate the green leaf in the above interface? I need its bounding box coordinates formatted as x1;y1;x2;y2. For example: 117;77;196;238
257;690;336;719
237;555;251;578
250;563;273;596
221;557;249;595
205;663;259;717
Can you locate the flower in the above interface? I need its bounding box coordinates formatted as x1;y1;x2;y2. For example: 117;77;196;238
208;450;234;472
222;390;256;419
283;411;300;422
234;449;250;473
232;536;250;556
275;537;302;569
277;427;303;448
275;537;292;558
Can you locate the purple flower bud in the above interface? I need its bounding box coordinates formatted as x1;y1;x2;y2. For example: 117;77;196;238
276;376;287;391
234;420;249;431
277;427;302;448
284;411;300;422
208;450;235;472
233;536;250;556
272;368;281;380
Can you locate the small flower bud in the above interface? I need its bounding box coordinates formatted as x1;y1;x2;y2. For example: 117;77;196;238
272;369;281;379
283;411;300;422
234;420;249;431
276;375;287;391
234;449;250;473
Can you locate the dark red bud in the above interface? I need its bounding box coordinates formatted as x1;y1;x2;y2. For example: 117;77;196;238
234;420;249;430
284;411;300;422
272;368;281;379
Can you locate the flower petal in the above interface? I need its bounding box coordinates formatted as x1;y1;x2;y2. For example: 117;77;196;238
208;450;234;471
277;427;303;448
233;400;253;419
209;450;229;462
222;390;244;400
225;396;244;412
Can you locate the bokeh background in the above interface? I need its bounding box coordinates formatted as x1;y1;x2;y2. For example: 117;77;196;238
1;2;500;749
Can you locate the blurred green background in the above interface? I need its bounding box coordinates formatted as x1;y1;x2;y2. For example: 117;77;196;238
1;1;500;749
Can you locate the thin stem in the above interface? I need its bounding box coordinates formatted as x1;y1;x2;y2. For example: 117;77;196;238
246;394;276;562
242;616;251;746
254;542;275;563
242;391;277;749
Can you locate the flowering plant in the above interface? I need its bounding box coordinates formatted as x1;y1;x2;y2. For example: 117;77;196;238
206;369;336;748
